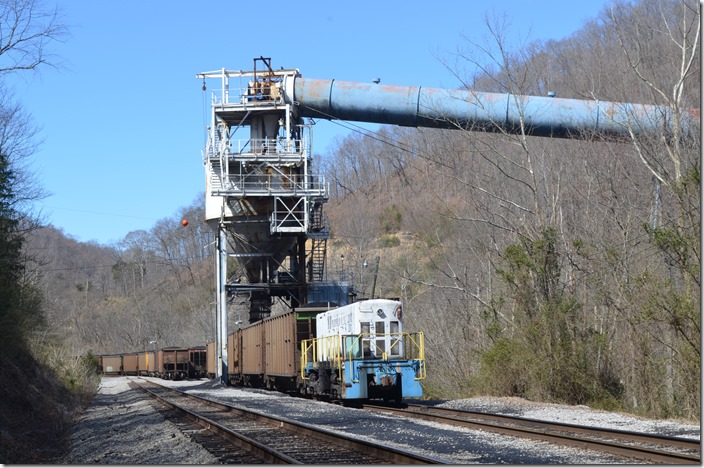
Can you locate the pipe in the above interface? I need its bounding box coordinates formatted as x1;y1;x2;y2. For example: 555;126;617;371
290;78;688;139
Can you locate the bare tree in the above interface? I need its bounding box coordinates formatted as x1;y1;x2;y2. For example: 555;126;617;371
425;0;700;415
0;0;67;74
604;0;700;418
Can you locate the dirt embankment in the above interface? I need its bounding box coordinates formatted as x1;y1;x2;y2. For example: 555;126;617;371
0;353;90;464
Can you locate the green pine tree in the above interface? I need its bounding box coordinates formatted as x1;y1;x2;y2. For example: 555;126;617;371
0;151;28;353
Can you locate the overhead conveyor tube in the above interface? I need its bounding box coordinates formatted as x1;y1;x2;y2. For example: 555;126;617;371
291;77;686;139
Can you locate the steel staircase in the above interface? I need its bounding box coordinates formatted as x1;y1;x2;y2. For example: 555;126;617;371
209;159;223;191
307;202;328;282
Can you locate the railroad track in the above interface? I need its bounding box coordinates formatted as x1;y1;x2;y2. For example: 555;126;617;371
363;403;700;464
130;380;446;464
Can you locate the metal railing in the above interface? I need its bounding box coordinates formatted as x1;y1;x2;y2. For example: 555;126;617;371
210;87;285;106
205;137;309;160
300;332;426;381
228;138;308;157
213;174;327;197
271;197;306;233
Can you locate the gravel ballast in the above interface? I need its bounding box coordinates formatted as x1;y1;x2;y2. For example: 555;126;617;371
61;376;700;464
59;378;218;464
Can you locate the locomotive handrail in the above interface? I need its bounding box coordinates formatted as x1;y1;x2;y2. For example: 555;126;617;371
301;331;426;381
409;332;427;380
301;335;345;381
300;339;314;381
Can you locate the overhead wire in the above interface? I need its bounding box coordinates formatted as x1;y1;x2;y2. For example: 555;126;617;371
301;104;420;158
300;104;682;288
39;253;215;272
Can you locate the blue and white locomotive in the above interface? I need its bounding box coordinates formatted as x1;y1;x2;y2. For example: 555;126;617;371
301;299;426;403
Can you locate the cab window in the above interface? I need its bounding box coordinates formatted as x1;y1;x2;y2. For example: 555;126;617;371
363;340;373;357
344;336;362;359
389;321;401;356
376;339;386;355
361;322;370;335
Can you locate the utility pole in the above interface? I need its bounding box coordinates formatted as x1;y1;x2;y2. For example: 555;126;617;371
369;256;380;299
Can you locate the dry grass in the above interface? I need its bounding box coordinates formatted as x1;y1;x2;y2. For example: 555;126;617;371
0;351;94;463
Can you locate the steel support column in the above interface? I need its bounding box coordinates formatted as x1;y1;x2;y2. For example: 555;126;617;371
215;224;229;384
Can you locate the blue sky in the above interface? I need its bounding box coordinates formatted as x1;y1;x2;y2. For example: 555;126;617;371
9;0;612;246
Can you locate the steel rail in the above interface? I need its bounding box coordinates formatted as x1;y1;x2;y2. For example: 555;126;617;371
135;380;447;464
132;381;298;464
364;404;700;464
406;404;700;452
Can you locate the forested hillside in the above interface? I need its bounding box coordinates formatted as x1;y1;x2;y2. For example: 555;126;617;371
24;197;221;354
321;0;700;419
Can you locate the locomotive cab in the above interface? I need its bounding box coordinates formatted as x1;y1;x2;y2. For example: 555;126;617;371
301;299;425;403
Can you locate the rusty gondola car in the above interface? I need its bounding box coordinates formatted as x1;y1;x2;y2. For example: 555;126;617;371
122;352;139;376
99;354;123;375
188;346;207;378
157;347;190;380
137;351;156;376
206;307;321;391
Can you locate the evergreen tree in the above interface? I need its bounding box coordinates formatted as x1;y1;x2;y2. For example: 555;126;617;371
0;150;28;352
